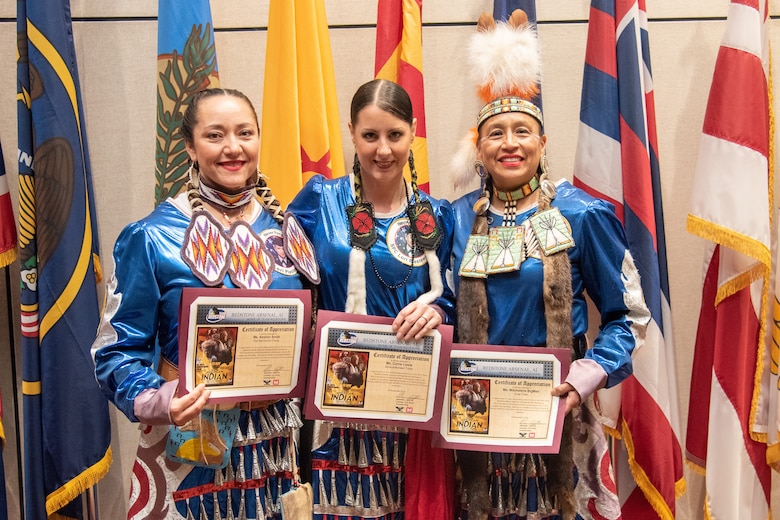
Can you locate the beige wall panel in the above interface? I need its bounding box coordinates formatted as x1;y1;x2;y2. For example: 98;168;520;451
70;0;156;18
74;21;158;264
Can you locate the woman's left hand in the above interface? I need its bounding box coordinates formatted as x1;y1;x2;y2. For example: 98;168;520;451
393;302;445;341
551;382;581;415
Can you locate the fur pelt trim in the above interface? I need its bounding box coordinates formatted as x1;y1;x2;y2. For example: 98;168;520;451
345;247;367;315
414;249;444;306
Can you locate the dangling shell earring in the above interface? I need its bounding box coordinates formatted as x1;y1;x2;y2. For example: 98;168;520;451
474;160;487;178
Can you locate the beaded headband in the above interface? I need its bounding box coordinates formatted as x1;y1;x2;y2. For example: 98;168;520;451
477;96;543;129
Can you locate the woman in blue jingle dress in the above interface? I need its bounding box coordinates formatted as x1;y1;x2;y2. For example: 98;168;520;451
287;79;457;519
92;88;306;520
448;10;650;520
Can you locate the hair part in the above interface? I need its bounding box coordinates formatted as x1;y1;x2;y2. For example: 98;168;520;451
350;79;414;127
180;88;259;145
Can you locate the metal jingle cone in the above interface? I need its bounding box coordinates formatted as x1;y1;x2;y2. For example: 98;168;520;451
237;448;247;483
255;488;266;520
262;444;279;474
345;475;355;506
319;469;329;506
372;434;383;464
252;445;263;480
338;428;348;466
358;433;369;468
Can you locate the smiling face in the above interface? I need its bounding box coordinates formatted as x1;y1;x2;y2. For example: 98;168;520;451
184;94;260;193
476;111;546;192
349;104;417;186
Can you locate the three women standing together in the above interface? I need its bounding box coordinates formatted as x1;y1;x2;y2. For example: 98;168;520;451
92;14;647;520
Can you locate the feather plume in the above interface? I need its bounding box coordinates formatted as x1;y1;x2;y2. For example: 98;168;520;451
451;128;480;189
468;20;541;103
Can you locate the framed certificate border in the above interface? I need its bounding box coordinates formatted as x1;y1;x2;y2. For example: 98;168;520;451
434;344;571;453
304;310;453;431
178;287;312;404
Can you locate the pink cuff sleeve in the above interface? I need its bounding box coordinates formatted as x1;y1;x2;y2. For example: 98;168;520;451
133;380;178;425
565;359;607;401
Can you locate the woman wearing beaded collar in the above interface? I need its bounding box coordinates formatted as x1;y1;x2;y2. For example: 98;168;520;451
287;79;456;519
92;88;308;519
449;11;650;520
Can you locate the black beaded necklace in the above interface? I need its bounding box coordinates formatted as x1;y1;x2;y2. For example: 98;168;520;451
367;183;417;289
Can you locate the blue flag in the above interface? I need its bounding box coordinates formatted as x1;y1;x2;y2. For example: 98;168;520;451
17;0;112;517
154;0;219;205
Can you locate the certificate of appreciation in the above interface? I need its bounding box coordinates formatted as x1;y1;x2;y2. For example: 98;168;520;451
305;310;452;430
437;344;570;453
178;287;311;403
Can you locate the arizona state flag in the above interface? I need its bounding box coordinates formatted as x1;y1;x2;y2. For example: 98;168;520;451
375;0;430;193
154;0;220;205
17;0;111;517
261;0;344;207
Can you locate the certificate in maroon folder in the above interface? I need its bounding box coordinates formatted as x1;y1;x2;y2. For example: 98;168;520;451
178;287;311;404
433;344;571;454
304;310;453;431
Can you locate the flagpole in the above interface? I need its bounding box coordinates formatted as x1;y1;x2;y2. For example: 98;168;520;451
83;485;99;520
4;267;24;520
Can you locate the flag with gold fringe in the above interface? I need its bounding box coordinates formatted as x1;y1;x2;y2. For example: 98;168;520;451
374;0;430;193
686;0;772;517
260;0;344;207
17;0;112;517
573;0;684;517
154;0;220;205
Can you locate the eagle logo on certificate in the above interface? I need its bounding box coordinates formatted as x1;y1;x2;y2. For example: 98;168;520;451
194;326;238;387
323;349;369;407
450;378;490;434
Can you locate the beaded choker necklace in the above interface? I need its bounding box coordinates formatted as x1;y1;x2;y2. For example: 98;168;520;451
494;175;540;228
198;178;256;210
493;175;540;202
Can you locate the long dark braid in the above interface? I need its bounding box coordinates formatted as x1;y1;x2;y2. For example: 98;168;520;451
352;153;363;202
255;173;284;224
408;149;421;204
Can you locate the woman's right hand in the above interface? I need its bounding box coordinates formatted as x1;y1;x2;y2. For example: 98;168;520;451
170;383;211;426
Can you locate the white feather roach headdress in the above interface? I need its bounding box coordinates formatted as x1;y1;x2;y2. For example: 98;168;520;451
451;10;543;189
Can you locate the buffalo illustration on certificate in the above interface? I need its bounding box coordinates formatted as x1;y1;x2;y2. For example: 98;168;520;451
178;288;312;403
436;346;570;453
305;310;452;430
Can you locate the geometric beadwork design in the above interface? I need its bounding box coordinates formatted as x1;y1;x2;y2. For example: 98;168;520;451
181;210;232;286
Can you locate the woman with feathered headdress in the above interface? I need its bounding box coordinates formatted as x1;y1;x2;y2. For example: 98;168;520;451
450;11;651;520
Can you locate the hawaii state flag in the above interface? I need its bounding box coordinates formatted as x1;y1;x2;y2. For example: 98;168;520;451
573;0;683;518
153;0;220;205
685;0;772;517
374;0;430;193
261;0;344;207
17;0;112;517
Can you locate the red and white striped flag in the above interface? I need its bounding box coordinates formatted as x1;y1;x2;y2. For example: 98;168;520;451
686;0;772;517
375;0;430;193
0;142;16;269
574;0;683;517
